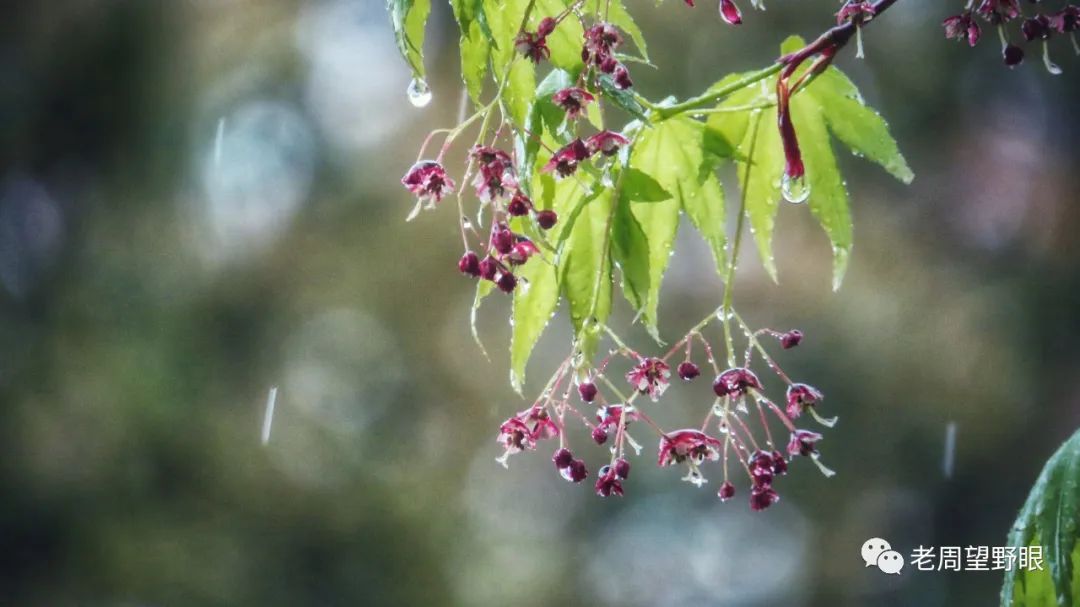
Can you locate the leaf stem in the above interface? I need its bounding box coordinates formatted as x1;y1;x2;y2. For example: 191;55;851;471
720;109;763;367
583;148;633;332
654;64;782;120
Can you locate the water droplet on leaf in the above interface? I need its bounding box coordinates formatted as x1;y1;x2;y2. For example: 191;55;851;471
407;78;432;108
781;172;810;204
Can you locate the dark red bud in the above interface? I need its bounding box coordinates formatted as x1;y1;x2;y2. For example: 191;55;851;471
780;329;803;349
568;458;588;482
458;251;481;277
1021;16;1051;40
578;381;598;402
719;0;743;25
553;447;574;469
718;480;736;501
770;450;789;475
614;458;630;479
749;485;779;511
496;272;518;293
492;227;514;255
537;17;557;37
677;361;701;381
535;209;558;230
592;425;608;445
478;257;498;280
507;196;529;216
1003;43;1025;66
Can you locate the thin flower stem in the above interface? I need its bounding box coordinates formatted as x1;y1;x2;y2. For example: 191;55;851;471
601;324;636;357
733;311;794;385
416;129;453;161
563;401;596;428
596;373;632;405
632;408;667;437
696;333;721;375
611;408;626;465
752;395;774;448
730;411;760;453
763;398;798;432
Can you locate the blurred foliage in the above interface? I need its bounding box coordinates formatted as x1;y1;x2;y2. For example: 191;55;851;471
1;1;1080;606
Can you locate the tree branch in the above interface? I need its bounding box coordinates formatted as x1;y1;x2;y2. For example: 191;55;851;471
656;0;903;119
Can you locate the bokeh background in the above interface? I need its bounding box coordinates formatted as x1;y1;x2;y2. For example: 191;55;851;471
2;0;1079;605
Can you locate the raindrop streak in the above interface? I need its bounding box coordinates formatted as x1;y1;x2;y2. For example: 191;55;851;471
213;117;226;168
407;78;432;108
781;172;810;204
943;421;957;479
261;386;278;446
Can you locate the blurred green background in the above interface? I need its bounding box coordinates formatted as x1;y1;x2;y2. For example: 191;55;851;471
2;0;1079;605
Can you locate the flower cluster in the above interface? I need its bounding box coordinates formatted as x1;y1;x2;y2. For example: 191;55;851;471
442;144;558;293
943;1;1079;71
493;319;837;510
582;23;634;88
400;16;642;287
516;15;640;91
541;131;630;178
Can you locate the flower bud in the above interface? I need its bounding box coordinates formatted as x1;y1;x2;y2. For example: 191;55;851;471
496;272;518;293
478;257;498;280
578;381;598;403
552;447;574;470
719;0;743;25
592;426;609;445
507;194;530;216
458;251;481;277
568;458;588;482
749;485;780;511
677;361;700;381
780;329;803;349
535;209;558;230
491;226;514;255
718;480;736;501
1003;43;1025;66
537;17;557;37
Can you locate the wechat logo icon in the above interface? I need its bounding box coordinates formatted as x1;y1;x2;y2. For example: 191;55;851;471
862;537;905;575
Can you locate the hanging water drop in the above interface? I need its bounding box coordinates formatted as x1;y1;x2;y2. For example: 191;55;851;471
407;78;432;108
781;172;811;204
